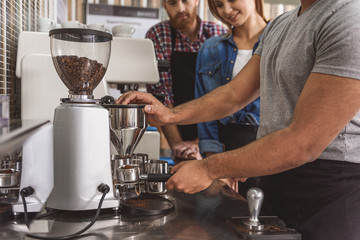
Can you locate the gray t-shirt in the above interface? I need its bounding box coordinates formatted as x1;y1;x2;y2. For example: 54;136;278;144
254;0;360;162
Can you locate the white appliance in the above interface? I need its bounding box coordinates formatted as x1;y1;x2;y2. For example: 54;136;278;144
16;31;108;122
16;29;162;211
48;103;116;210
105;37;159;85
0;120;54;214
16;32;160;160
12;122;54;213
44;28;118;211
105;37;161;160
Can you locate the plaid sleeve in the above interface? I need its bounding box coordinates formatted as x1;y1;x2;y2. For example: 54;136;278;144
216;24;228;35
206;22;228;37
145;25;174;106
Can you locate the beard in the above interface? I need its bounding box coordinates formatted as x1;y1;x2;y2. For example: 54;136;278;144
169;7;197;31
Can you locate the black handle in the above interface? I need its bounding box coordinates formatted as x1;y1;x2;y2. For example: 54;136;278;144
147;173;173;182
100;95;116;104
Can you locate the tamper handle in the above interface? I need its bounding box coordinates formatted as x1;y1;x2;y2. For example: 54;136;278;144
247;187;264;223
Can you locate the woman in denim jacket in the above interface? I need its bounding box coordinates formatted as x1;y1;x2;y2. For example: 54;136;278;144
195;0;268;196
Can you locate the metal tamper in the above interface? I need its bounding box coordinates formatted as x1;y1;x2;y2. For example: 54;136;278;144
243;187;265;231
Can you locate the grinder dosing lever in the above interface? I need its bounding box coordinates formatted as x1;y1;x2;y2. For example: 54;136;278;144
243;187;265;231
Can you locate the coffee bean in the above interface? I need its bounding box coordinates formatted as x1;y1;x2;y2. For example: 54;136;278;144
53;55;106;95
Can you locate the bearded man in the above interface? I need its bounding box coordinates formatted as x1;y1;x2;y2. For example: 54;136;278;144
146;0;226;160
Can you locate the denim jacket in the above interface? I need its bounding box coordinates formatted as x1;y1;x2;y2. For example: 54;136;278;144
195;34;261;155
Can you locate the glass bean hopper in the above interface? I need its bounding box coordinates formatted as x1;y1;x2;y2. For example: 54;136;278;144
49;28;112;101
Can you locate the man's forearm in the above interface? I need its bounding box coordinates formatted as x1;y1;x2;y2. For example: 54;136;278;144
203;72;360;180
161;103;182;147
202;127;312;180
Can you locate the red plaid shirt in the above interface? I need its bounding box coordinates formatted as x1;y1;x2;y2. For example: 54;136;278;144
145;17;227;105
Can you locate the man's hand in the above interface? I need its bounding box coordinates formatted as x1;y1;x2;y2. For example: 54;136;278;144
219;178;248;192
219;178;238;192
166;160;214;194
172;140;202;160
117;91;175;126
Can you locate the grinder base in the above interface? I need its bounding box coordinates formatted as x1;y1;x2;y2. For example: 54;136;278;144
227;216;301;240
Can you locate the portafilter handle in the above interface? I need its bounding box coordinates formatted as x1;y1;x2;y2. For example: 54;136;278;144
247;187;264;223
140;173;173;182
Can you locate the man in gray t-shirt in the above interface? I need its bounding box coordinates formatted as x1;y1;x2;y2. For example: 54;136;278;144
119;1;360;239
255;0;360;162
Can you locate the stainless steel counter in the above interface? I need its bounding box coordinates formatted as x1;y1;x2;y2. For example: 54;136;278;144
0;181;249;240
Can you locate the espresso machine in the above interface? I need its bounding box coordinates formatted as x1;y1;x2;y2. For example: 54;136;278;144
104;37;163;160
45;28;118;211
102;99;147;198
0;120;53;218
102;99;172;209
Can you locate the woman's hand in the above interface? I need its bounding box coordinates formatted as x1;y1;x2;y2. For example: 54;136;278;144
172;140;202;160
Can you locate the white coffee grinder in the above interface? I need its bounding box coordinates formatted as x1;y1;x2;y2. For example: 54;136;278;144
46;28;118;210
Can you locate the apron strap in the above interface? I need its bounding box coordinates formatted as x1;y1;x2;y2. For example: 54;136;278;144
170;26;177;53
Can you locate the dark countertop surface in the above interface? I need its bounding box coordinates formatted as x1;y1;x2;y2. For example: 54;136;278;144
0;181;249;240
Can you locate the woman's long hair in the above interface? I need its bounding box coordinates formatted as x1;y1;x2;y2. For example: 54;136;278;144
208;0;269;33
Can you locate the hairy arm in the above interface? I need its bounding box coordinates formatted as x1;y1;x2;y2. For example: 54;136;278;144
160;103;182;145
168;73;360;193
206;73;360;177
160;104;201;159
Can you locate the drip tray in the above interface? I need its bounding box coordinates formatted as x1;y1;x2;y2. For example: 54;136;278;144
121;193;174;216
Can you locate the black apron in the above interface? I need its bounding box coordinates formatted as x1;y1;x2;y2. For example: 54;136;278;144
218;123;258;152
218;122;259;197
170;26;209;141
260;159;360;240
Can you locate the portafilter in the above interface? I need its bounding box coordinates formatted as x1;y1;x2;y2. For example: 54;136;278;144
117;164;173;184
